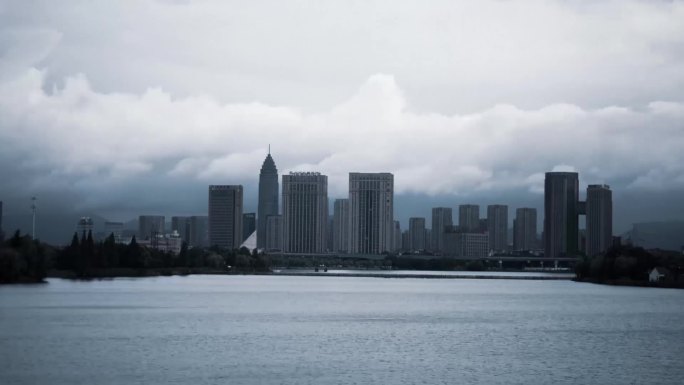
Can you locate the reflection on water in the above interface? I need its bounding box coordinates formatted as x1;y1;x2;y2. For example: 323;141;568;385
1;275;683;385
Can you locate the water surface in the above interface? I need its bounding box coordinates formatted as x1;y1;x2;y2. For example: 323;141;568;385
1;275;682;384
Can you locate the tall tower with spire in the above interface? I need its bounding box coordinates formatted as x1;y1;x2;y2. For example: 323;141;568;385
257;148;279;249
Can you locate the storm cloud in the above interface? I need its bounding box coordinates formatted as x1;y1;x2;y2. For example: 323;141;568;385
1;0;683;242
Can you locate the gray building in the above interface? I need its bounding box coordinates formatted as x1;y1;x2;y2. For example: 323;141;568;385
513;208;537;251
444;230;489;258
139;215;165;240
257;152;279;249
208;185;243;249
409;217;426;251
333;198;350;253
265;215;283;251
243;212;256;243
171;216;190;241
104;221;124;243
349;172;394;254
487;205;508;252
282;172;328;253
431;207;453;253
544;172;580;259
459;204;480;232
393;220;401;252
586;184;613;257
188;216;208;248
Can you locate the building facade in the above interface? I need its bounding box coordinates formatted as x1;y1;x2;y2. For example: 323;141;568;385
208;185;243;249
431;207;453;254
138;215;165;240
408;217;426;251
257;152;279;249
349;173;394;254
513;208;537;251
282;172;328;253
265;214;283;251
332;198;350;253
444;231;489;258
544;172;580;259
459;204;480;232
487;205;508;252
243;213;256;243
586;184;613;257
188;216;208;248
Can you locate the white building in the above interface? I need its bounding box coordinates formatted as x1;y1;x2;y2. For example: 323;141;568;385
648;267;670;283
137;231;183;254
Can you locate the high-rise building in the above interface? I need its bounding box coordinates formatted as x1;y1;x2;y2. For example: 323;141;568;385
349;172;394;254
513;208;537;251
459;204;480;231
171;216;190;242
333;198;350;253
208;185;243;249
444;231;489;258
544;172;580;259
282;172;328;253
138;215;165;240
257;152;279;249
586;184;613;257
188;216;209;247
242;213;256;242
431;207;453;253
393;220;402;252
265;215;283;251
487;205;508;252
409;217;426;251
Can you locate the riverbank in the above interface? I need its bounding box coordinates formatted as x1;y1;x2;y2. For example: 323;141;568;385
273;271;573;280
574;277;684;289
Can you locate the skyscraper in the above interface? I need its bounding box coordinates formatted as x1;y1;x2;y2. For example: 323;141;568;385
242;212;256;242
171;216;190;241
265;215;283;251
408;217;426;251
459;204;480;231
513;208;537;251
487;205;508;252
188;215;209;247
257;152;279;249
138;215;165;240
544;172;580;259
586;184;613;257
349;172;394;254
393;220;402;252
208;185;243;249
431;207;453;253
282;172;328;253
333;198;350;253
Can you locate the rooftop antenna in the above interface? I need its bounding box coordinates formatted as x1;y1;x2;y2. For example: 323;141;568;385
30;196;37;240
268;144;271;155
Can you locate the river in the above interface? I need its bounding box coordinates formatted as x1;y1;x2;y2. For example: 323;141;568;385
1;275;682;384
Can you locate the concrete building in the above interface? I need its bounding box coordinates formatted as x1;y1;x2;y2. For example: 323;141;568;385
393;220;402;252
586;184;613;257
544;172;580;259
265;214;283;251
459;204;480;232
408;217;426;251
257;152;279;249
243;213;256;243
349;173;394;254
188;216;208;248
513;208;537;251
487;205;508;252
138;215;165;240
332;198;350;253
208;185;243;249
171;216;190;242
444;230;489;258
282;172;328;253
401;230;410;251
431;207;453;253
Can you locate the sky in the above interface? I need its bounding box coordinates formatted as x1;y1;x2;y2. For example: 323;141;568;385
1;0;683;244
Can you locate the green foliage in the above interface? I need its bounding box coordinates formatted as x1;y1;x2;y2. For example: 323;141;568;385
576;245;683;283
1;230;52;283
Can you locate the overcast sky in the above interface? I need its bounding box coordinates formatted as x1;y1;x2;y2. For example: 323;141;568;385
1;0;683;243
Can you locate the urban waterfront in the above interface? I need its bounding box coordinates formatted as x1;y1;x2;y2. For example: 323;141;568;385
1;275;683;385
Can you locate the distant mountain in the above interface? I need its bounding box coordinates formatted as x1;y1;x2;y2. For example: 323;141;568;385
624;221;684;252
